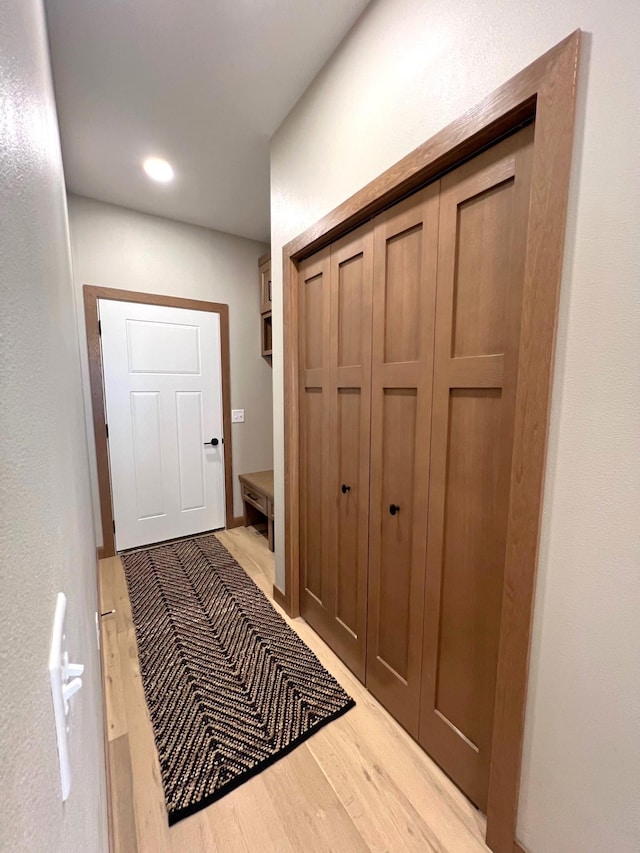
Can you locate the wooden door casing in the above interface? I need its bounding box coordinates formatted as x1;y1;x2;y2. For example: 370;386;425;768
419;125;535;810
366;184;440;735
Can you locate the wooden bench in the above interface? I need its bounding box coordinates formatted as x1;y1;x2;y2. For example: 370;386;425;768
238;470;274;552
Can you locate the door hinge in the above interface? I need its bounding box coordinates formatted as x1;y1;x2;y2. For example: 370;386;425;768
98;319;102;336
105;423;109;439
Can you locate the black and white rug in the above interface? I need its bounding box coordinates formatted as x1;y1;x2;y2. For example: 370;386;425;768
120;534;355;825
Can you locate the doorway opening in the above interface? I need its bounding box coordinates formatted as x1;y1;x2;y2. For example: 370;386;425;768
84;285;237;557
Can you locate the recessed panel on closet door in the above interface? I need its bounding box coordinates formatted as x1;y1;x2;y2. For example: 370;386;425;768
299;248;331;630
366;183;439;735
419;125;535;810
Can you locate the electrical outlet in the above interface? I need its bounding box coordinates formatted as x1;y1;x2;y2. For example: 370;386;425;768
232;409;245;423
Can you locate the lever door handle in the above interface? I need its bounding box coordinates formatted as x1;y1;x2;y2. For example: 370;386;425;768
341;484;351;494
389;504;400;516
204;438;220;446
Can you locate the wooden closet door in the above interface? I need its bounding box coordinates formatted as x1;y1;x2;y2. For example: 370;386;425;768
298;230;373;678
299;248;332;630
325;223;374;679
366;184;440;735
418;125;535;810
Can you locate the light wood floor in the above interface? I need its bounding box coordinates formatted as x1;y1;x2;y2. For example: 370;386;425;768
99;526;489;853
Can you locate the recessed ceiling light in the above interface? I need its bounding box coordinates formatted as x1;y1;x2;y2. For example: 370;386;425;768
143;157;174;183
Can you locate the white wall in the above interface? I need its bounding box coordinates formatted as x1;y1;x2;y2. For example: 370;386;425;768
270;2;640;851
67;195;273;545
0;2;108;851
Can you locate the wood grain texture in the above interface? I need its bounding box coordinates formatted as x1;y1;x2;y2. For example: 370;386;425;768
298;249;332;622
486;32;581;853
316;224;374;679
239;470;275;553
108;736;137;853
419;126;534;812
366;184;439;735
272;583;288;611
282;31;581;853
99;526;491;853
83;285;235;557
238;470;274;498
84;285;116;557
259;255;272;314
282;33;579;263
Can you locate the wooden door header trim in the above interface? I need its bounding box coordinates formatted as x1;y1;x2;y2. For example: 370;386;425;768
83;284;235;559
282;30;581;853
84;284;230;316
284;31;578;262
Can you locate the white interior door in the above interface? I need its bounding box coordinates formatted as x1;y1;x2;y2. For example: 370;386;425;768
99;299;226;551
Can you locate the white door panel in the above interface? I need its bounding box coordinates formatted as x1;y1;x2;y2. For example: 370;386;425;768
131;391;165;520
176;391;206;511
99;299;225;551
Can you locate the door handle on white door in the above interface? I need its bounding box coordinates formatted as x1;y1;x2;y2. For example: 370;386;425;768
203;438;221;446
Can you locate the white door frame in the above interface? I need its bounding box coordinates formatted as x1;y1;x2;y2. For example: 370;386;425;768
83;285;239;558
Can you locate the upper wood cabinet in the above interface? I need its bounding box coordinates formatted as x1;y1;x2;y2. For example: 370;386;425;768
259;252;272;361
259;252;272;313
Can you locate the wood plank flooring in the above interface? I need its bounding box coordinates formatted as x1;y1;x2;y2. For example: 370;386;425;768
99;526;489;853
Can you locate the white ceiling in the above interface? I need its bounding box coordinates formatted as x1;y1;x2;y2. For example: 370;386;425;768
45;1;370;242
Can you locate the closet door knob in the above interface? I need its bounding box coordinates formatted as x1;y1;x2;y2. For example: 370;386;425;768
204;437;220;446
341;484;351;494
389;504;400;516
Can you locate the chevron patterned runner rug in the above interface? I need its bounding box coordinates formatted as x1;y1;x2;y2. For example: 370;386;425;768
120;533;355;825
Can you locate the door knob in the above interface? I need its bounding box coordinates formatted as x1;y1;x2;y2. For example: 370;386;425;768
389;504;400;516
341;484;351;494
203;437;220;446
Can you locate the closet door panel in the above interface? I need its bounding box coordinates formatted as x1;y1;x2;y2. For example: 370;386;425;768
419;124;535;810
327;224;373;679
299;225;373;681
299;249;332;631
366;184;440;734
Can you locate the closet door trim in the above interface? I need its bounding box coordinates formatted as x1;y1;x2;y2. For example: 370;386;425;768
282;31;581;853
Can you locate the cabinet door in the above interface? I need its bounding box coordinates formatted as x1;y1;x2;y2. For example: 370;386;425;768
299;248;331;629
366;184;439;734
419;125;534;810
259;256;272;313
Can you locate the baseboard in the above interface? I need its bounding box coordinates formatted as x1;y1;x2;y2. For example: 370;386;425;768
227;516;245;530
514;841;528;853
272;584;289;614
97;546;105;561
